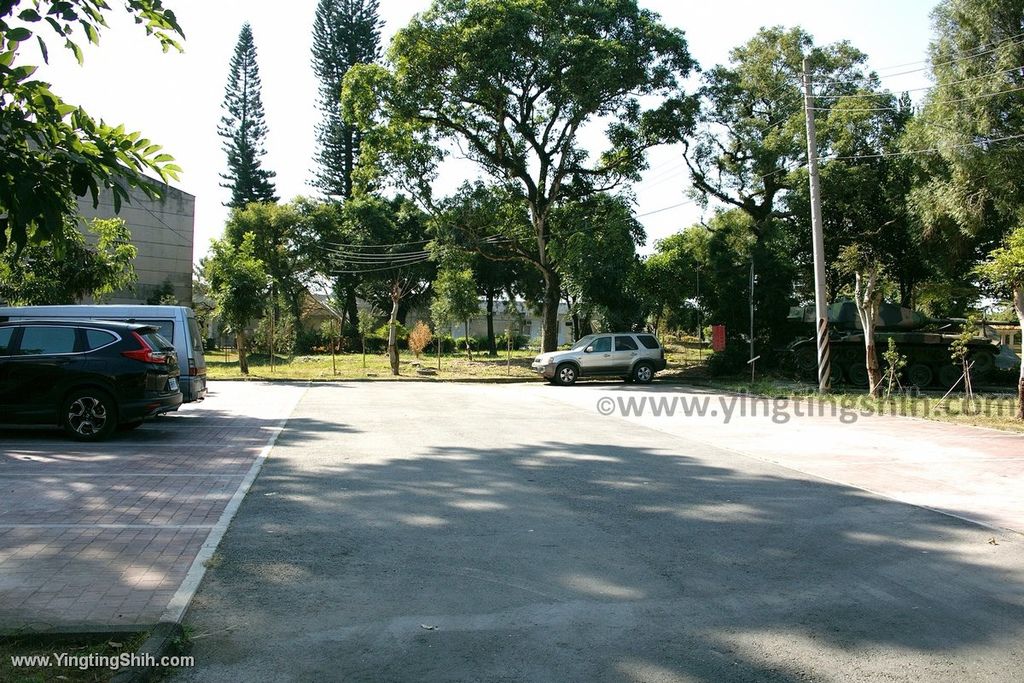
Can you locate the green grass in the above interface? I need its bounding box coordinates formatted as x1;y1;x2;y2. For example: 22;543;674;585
0;632;147;682
204;340;711;382
205;349;543;381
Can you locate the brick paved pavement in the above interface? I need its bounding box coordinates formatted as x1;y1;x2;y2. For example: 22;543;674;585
0;381;307;632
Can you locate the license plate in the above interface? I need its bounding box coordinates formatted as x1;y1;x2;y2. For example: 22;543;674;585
168;378;178;391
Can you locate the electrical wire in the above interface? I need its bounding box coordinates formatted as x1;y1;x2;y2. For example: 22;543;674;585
809;83;1024;112
811;31;1024;87
822;132;1024;162
812;64;1024;99
325;256;433;275
635;199;697;218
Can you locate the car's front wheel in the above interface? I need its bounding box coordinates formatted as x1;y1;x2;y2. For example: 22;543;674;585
632;362;655;384
63;389;117;442
554;363;578;386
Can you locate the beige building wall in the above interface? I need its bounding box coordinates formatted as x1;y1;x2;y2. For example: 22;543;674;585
77;183;195;305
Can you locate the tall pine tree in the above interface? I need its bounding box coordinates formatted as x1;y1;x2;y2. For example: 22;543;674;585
311;0;382;200
219;23;278;208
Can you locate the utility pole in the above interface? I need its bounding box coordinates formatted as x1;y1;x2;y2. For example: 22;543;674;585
749;257;756;383
802;56;831;392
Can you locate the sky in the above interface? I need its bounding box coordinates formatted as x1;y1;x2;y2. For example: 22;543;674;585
31;0;940;263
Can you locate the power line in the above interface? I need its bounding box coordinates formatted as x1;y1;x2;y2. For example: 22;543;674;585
635;199;697;218
634;166;801;219
809;83;1024;112
321;236;431;249
813;31;1024;87
812;64;1024;99
326;257;433;275
822;132;1024;162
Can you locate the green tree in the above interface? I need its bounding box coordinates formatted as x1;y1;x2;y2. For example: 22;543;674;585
431;267;478;360
0;0;183;256
681;27;875;349
333;195;435;374
343;0;696;352
976;227;1024;419
311;0;382;199
663;209;793;362
547;194;647;334
356;308;376;368
836;244;886;396
203;232;269;375
0;217;136;304
643;228;708;333
219;23;277;208
224;202;304;328
428;182;543;355
683;27;872;242
906;0;1024;310
146;279;178;305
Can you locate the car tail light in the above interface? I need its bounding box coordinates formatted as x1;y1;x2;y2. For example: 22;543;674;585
122;332;168;364
188;358;198;376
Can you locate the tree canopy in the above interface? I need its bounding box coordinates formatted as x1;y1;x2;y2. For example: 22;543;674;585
0;217;136;304
220;23;278;208
0;0;183;256
343;0;696;351
311;0;382;199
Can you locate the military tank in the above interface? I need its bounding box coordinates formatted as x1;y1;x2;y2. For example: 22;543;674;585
788;300;1001;388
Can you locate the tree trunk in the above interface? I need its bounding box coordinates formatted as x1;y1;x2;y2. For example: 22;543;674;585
1015;287;1024;420
855;268;883;398
540;268;561;352
345;287;359;338
464;320;473;361
237;329;249;375
388;296;400;376
485;291;496;356
343;125;355;200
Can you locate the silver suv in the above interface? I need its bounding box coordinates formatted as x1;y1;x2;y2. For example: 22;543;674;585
531;333;667;385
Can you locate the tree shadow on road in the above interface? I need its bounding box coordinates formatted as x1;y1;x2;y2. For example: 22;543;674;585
181;419;1024;682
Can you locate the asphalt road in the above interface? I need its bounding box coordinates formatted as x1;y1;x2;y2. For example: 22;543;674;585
174;382;1024;682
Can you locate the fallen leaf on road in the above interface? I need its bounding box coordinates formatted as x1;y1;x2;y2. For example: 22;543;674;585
420;624;437;630
988;537;999;545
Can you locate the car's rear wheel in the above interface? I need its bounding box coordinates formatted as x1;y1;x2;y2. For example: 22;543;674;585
554;363;578;386
632;362;655;384
63;389;117;442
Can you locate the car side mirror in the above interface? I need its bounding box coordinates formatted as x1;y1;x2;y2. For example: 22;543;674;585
585;346;594;353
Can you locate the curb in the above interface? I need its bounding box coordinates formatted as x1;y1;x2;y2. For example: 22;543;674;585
109;622;184;683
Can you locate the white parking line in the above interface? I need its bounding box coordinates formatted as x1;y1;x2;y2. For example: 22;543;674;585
0;472;247;477
0;523;215;530
161;421;290;623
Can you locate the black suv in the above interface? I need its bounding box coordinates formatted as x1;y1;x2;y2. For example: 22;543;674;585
0;320;183;441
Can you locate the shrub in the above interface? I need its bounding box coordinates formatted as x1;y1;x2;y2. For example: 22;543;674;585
495;332;530;350
253;312;297;355
454;335;479;352
707;342;750;376
430;334;456;354
408;321;433;358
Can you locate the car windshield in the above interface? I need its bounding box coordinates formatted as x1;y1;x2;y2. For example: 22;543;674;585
569;335;597;351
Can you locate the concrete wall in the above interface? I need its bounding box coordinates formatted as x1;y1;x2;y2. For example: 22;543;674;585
77;183;195;306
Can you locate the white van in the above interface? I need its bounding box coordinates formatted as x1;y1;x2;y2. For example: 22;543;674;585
0;305;207;402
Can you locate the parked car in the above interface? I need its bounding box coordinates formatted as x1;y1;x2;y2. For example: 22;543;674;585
531;332;667;385
0;320;183;441
0;305;207;402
